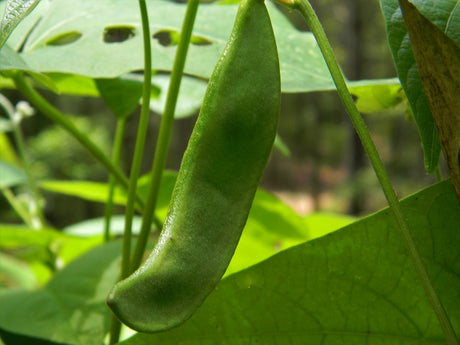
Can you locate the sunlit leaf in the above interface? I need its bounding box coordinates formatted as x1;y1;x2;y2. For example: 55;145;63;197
120;180;460;345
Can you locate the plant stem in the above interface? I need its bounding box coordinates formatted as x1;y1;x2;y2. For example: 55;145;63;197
11;113;46;228
108;314;122;345
130;0;200;273
119;0;152;280
0;187;32;226
0;93;45;227
108;0;152;343
104;117;128;242
291;0;458;343
12;74;145;209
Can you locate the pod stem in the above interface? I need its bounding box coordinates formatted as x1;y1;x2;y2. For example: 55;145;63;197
290;0;458;343
130;0;200;273
109;0;152;343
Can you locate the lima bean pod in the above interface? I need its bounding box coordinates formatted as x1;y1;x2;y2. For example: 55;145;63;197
107;0;280;333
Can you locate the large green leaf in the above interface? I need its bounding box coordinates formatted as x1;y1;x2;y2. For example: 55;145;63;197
119;180;460;345
398;0;460;201
0;0;401;99
0;0;330;92
380;0;460;172
0;241;122;345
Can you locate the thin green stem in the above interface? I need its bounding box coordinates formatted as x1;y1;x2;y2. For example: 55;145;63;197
292;0;458;344
11;74;145;209
108;1;152;343
11;113;46;228
108;314;122;345
120;0;152;280
130;0;200;273
0;93;45;227
0;188;32;226
104;117;128;242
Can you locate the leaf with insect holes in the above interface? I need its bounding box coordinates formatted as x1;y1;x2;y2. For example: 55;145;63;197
0;0;41;49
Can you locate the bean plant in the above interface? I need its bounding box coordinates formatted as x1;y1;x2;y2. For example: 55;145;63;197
0;0;459;345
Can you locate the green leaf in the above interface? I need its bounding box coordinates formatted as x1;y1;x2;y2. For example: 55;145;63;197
63;215;143;237
399;0;460;201
0;0;329;92
0;44;58;92
0;134;18;166
380;0;460;172
0;329;68;345
0;43;31;71
0;240;122;345
0;224;102;268
39;172;174;219
0;0;401;95
119;180;460;345
226;191;353;277
0;0;41;49
39;171;175;223
348;78;405;114
95;76;144;119
41;73;100;96
39;180;129;204
149;74;206;119
0;0;411;109
303;211;358;238
0;251;37;289
0;159;26;188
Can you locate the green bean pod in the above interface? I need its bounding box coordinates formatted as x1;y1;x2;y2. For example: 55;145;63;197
107;0;280;333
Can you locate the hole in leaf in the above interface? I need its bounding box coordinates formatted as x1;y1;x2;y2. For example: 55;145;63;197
190;35;212;46
153;30;213;47
45;31;82;46
153;30;179;46
103;26;136;43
